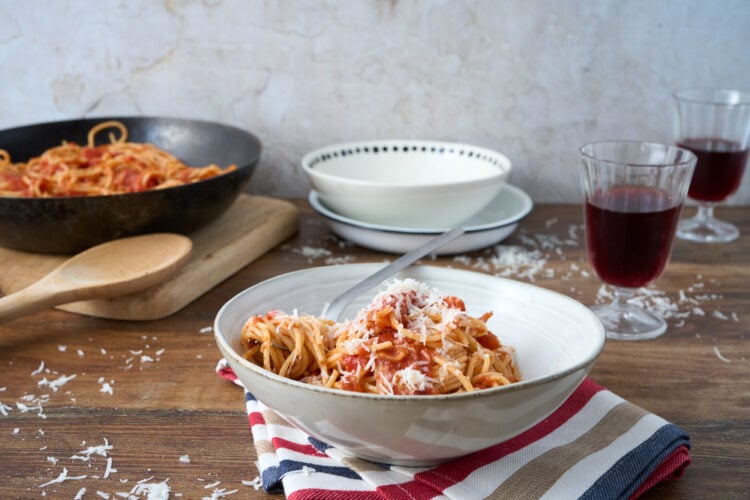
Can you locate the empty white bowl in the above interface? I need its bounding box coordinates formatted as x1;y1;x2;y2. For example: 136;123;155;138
214;264;605;466
308;184;534;254
301;140;511;229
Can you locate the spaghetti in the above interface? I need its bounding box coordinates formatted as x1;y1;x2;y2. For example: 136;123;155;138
240;279;520;395
0;120;236;197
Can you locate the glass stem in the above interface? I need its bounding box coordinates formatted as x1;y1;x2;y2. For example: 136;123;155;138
612;286;635;308
696;204;715;221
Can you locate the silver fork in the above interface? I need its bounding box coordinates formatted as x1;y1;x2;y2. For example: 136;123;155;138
321;226;466;321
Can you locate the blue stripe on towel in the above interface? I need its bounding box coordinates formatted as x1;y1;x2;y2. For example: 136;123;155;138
262;459;365;493
580;424;691;500
308;436;332;452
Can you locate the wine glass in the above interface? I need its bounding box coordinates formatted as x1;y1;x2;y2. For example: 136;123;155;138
580;141;696;341
673;88;750;243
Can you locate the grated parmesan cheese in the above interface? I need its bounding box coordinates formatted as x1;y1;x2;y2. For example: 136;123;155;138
71;438;113;462
39;467;87;488
394;366;436;393
327;278;502;394
342;337;367;354
242;476;263;490
103;456;115;479
129;478;171;499
203;488;239;499
293;245;332;262
0;402;12;416
449;223;737;329
713;346;731;363
31;361;45;375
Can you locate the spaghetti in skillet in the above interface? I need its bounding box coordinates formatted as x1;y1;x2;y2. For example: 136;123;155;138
0;120;236;198
240;279;520;395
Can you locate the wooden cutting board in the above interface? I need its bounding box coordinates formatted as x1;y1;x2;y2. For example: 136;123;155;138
0;194;299;320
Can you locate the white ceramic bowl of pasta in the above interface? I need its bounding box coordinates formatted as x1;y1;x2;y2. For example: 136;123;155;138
300;140;511;229
214;264;605;466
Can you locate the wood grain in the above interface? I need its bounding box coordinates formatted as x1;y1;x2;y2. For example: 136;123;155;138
0;195;299;320
0;201;747;499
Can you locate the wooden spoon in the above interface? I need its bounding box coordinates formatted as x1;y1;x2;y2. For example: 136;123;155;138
0;233;192;323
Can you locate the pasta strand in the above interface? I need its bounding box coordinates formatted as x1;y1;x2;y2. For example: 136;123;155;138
240;280;521;396
0;120;236;197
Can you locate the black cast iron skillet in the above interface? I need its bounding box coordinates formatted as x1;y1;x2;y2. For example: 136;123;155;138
0;116;261;254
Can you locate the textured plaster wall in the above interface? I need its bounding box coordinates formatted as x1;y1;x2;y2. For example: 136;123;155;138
1;0;748;204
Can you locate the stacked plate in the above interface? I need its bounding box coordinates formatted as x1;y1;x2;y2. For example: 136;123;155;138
301;139;533;255
308;184;533;255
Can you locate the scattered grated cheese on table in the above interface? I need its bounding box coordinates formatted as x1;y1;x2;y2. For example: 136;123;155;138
242;476;263;490
713;346;731;363
39;467;87;488
293;245;332;262
129;478;171;499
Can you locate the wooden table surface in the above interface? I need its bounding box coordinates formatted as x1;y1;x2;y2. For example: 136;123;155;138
1;201;748;499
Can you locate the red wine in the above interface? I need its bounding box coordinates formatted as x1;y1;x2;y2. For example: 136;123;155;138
585;186;682;288
678;138;749;202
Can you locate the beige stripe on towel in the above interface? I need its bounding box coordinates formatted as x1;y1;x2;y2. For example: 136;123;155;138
488;402;649;499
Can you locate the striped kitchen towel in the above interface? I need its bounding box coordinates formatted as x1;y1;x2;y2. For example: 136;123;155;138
217;359;690;499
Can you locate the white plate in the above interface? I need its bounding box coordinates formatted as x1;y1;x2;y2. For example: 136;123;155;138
308;184;534;254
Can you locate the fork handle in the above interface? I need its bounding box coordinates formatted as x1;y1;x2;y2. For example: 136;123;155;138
322;226;466;320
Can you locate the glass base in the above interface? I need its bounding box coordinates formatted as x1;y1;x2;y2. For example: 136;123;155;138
677;214;739;243
590;302;667;341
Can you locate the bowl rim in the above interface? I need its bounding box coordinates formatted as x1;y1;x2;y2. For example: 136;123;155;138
308;184;534;235
214;264;606;403
300;139;512;189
